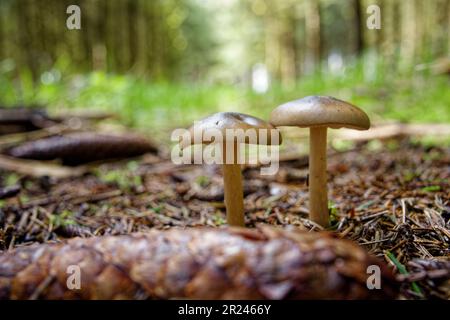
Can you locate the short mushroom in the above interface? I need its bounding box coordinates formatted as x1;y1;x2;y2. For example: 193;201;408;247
180;112;281;227
270;96;370;227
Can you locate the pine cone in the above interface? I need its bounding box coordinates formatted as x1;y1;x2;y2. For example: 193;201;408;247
7;132;157;165
0;226;398;299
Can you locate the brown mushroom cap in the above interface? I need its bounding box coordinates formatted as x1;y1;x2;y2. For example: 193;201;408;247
180;112;281;149
270;96;370;130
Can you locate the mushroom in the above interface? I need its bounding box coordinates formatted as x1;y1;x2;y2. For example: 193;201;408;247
270;96;370;227
180;112;281;227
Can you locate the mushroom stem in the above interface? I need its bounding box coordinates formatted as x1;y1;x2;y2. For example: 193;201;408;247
222;163;245;226
309;126;329;227
221;142;245;227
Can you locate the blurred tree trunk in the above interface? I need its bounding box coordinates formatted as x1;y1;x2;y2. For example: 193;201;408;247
36;0;49;64
280;5;298;87
296;13;305;77
149;0;161;78
414;0;424;62
105;0;116;72
91;0;106;71
0;0;446;83
446;0;450;56
399;0;416;69
380;0;395;62
133;0;148;75
15;0;38;80
391;0;401;71
81;0;93;70
263;1;280;81
127;0;138;70
353;0;364;55
435;0;449;57
45;0;59;65
304;0;321;73
0;5;5;59
375;0;384;55
118;0;131;72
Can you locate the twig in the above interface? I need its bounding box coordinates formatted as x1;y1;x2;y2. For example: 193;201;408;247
0;154;86;178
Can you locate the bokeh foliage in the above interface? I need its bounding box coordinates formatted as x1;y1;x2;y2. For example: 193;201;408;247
0;0;449;132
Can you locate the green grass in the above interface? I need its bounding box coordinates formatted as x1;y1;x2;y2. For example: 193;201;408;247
385;250;423;297
49;210;76;228
1;58;449;139
94;161;143;191
420;185;441;192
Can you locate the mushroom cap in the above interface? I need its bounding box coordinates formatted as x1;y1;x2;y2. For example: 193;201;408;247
180;112;281;149
270;96;370;130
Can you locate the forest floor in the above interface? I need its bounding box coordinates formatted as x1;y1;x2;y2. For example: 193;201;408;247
0;135;448;299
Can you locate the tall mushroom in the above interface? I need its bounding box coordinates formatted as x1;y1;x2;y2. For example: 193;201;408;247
180;112;281;227
270;96;370;227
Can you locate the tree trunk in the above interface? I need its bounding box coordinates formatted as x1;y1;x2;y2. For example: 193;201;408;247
353;0;364;55
304;0;321;73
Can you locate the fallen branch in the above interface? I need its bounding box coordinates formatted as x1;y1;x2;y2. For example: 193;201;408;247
337;123;450;141
0;154;86;178
0;225;398;299
0;124;72;149
0;107;55;135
